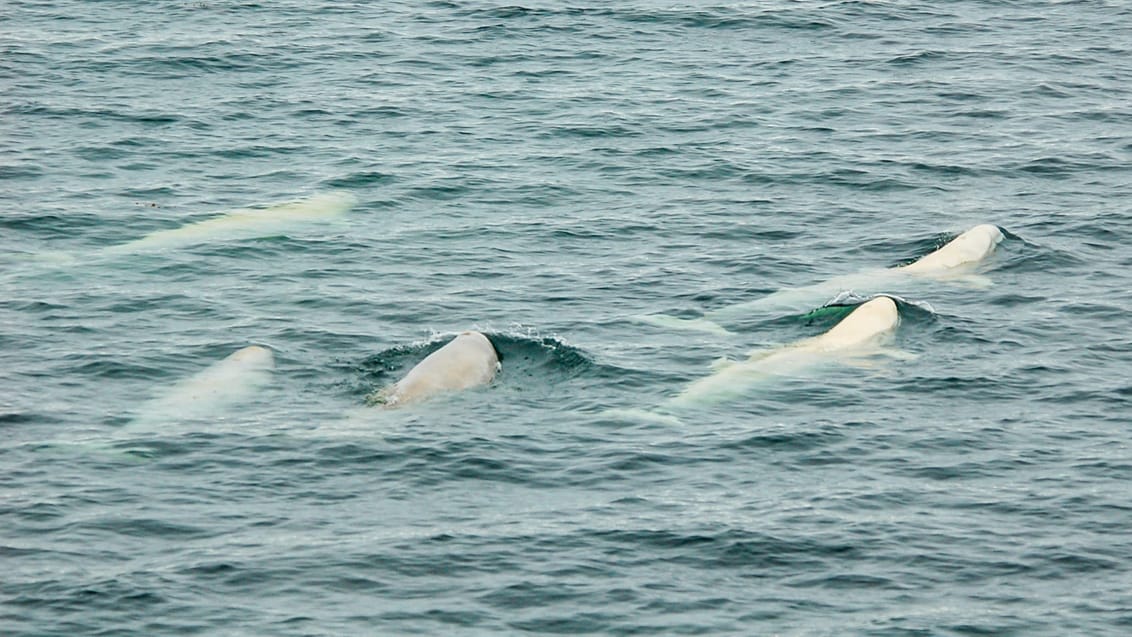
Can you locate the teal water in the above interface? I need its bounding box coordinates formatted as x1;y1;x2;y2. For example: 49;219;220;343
3;1;1132;635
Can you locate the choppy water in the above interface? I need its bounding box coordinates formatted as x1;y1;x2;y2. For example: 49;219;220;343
4;1;1132;635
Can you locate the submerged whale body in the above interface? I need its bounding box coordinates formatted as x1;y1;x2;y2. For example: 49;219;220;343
671;296;900;406
104;191;356;254
130;345;275;426
369;331;501;408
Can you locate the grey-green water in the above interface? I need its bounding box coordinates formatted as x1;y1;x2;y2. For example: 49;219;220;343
3;1;1132;635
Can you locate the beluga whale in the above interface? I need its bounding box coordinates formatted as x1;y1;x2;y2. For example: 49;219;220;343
21;345;277;461
368;331;502;408
670;296;902;407
103;191;356;255
129;345;276;428
640;224;1003;333
894;223;1003;279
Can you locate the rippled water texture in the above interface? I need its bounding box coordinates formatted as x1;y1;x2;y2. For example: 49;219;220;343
3;1;1132;635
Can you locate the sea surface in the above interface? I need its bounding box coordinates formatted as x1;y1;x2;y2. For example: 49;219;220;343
3;1;1132;635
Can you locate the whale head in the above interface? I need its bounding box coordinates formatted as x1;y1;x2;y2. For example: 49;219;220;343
370;331;501;408
900;224;1003;275
806;296;899;351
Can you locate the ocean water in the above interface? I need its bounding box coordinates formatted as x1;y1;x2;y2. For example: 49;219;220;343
3;1;1132;635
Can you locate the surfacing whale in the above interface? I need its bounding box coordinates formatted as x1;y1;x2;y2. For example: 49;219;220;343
640;224;1003;333
895;223;1003;277
670;296;902;407
368;331;502;408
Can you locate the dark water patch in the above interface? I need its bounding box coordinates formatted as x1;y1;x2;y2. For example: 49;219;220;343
381;608;490;629
746;167;925;192
936;90;992;102
906;424;1013;453
948;108;1010;120
0;411;42;426
1057;300;1128;321
213;144;308;160
1069;107;1132;123
588;447;720;480
0;298;73;313
699;226;804;242
4;577;169;613
65;357;170;381
719;423;849;453
990;234;1087;274
407;447;540;488
121;186;178;201
887;50;949;66
5;103;183;127
1010;155;1112;177
405;179;493;202
79;516;213;540
788;572;901;590
180;560;246;581
481;579;590;610
347;104;412;119
1024;83;1078;99
542;122;644;140
612;6;835;31
311;440;401;467
4;499;72;524
592;527;862;573
0;162;46;180
344;541;518;580
656;159;748;181
506;612;620;634
115;50;283;76
889;374;1017;402
479;183;585;208
103;436;216;462
908;161;983;177
0;210;113;238
892;458;1035;481
321;171;394;189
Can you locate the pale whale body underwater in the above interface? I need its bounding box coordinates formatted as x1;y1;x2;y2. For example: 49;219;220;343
644;224;1003;333
15;192;356;270
24;346;276;457
128;345;276;429
4;188;355;286
105;191;356;255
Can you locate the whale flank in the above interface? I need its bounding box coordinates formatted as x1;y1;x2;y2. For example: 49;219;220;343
104;191;356;255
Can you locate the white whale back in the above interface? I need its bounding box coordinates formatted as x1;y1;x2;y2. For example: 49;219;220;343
899;224;1003;275
375;331;500;408
672;297;899;405
801;295;899;351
